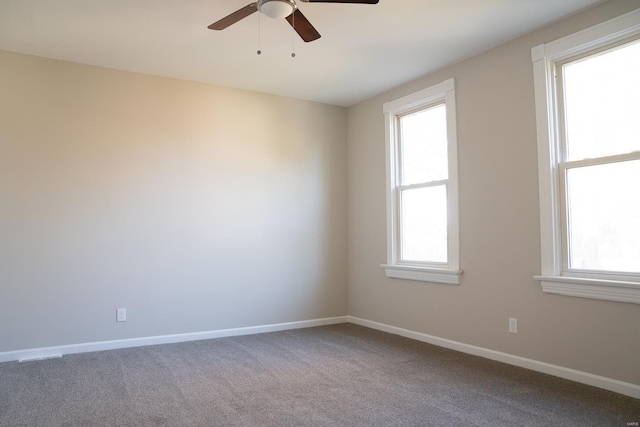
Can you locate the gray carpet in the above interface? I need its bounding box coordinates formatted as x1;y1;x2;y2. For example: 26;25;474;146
0;324;638;426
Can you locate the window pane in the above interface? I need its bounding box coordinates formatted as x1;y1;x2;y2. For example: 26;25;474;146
563;40;640;161
399;104;448;185
566;159;640;273
400;186;447;263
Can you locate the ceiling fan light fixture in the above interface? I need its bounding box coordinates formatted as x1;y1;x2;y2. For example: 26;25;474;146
258;0;295;20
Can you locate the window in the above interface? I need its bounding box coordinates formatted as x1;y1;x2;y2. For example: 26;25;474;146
532;9;640;304
382;78;461;285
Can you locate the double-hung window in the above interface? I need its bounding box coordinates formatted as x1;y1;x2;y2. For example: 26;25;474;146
532;9;640;304
382;78;461;285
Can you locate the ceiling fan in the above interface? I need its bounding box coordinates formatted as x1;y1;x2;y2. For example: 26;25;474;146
208;0;380;43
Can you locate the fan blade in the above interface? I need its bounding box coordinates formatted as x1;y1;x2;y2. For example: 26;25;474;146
208;3;258;30
300;0;379;3
285;9;321;43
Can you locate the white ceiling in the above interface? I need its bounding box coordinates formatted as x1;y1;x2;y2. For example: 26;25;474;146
0;0;605;107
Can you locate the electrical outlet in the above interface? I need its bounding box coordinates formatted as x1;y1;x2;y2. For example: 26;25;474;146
116;308;126;322
509;318;517;334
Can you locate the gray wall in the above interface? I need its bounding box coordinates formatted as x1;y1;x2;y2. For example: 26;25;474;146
0;51;348;352
347;0;640;386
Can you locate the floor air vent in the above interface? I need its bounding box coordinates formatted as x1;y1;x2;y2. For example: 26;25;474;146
19;355;62;363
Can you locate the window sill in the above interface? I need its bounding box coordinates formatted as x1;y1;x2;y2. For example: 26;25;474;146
534;275;640;305
382;264;462;285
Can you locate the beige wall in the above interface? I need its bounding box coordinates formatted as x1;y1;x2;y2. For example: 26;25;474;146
1;0;638;388
347;0;640;385
0;51;348;352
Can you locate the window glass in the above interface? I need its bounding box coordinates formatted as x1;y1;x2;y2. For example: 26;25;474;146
563;41;640;161
399;104;448;185
400;186;447;263
566;159;640;273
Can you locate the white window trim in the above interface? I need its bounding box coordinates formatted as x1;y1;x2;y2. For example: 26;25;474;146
381;78;462;285
531;8;640;304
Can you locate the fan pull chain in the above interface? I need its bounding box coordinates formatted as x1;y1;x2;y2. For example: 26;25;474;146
257;11;262;55
291;11;296;58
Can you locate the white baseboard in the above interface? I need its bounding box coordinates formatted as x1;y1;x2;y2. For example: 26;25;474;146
347;316;640;400
3;314;638;400
0;316;348;364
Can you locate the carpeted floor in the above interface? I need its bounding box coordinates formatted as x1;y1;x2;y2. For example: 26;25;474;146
0;324;638;426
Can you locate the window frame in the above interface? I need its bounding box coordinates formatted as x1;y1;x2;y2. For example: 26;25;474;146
381;78;461;285
531;8;640;304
